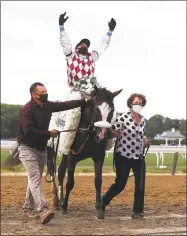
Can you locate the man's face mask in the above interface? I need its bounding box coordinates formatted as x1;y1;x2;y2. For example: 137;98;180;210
78;46;88;55
36;93;48;103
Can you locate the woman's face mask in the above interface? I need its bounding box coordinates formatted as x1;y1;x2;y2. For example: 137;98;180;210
131;96;143;113
132;104;142;113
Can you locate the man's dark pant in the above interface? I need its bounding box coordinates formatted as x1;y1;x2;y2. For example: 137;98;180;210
102;154;146;213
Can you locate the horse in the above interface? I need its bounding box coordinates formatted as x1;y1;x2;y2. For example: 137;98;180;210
51;85;122;219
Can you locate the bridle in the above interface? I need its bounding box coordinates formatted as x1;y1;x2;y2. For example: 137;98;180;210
69;98;113;154
45;89;121;182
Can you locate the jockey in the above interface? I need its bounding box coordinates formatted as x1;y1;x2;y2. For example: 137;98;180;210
49;12;116;156
59;12;116;89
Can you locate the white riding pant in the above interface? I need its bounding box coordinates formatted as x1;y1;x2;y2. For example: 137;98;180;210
48;91;82;155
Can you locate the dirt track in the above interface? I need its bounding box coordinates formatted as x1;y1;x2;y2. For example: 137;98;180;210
1;175;186;235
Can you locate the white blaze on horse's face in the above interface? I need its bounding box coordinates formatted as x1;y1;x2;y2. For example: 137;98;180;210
97;102;112;141
98;102;112;121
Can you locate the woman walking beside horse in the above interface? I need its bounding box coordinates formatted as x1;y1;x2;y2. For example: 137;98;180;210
102;93;150;219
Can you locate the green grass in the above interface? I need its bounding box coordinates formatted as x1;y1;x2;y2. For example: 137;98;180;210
1;150;186;173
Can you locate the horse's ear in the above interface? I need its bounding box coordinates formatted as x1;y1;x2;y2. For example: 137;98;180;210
113;89;123;98
94;85;99;96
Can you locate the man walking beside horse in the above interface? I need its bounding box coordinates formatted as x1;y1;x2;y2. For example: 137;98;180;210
17;82;92;224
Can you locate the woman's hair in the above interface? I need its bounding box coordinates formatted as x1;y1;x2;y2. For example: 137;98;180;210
127;93;147;109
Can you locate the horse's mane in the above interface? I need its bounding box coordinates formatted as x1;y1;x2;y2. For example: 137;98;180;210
90;87;114;106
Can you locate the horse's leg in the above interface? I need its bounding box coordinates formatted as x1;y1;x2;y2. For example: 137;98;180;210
57;154;69;206
51;176;59;210
94;159;105;219
62;155;77;214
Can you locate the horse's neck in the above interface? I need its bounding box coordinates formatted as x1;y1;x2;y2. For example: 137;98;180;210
73;107;93;142
79;105;94;127
72;105;107;154
72;118;90;152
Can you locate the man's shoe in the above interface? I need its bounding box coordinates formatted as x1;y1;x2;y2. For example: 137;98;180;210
40;209;55;225
131;212;144;219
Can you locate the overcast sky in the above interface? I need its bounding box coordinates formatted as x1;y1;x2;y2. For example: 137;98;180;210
1;1;186;119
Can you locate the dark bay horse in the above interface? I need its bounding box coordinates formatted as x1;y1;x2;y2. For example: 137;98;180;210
51;86;122;219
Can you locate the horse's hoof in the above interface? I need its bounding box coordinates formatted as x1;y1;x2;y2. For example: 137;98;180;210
62;208;67;215
96;210;105;220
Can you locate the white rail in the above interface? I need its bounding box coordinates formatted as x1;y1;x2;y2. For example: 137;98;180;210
106;145;186;168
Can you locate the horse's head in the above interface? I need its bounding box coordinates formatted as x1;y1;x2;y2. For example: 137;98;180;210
82;85;122;143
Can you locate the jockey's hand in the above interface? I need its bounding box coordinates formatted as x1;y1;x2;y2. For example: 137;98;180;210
50;129;59;138
108;18;116;31
59;12;69;26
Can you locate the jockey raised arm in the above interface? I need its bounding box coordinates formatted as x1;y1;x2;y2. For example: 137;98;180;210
48;12;117;158
47;13;117;203
59;12;116;87
59;12;116;60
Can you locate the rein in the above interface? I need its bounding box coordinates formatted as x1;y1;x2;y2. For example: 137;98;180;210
69;113;97;155
69;102;99;155
45;133;60;183
71;135;90;155
113;143;150;178
56;100;110;155
58;125;95;134
128;143;150;177
51;127;94;156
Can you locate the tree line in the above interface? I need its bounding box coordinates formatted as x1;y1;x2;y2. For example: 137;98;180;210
1;103;186;140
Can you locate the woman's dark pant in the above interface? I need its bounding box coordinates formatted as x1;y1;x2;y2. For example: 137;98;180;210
102;154;146;213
